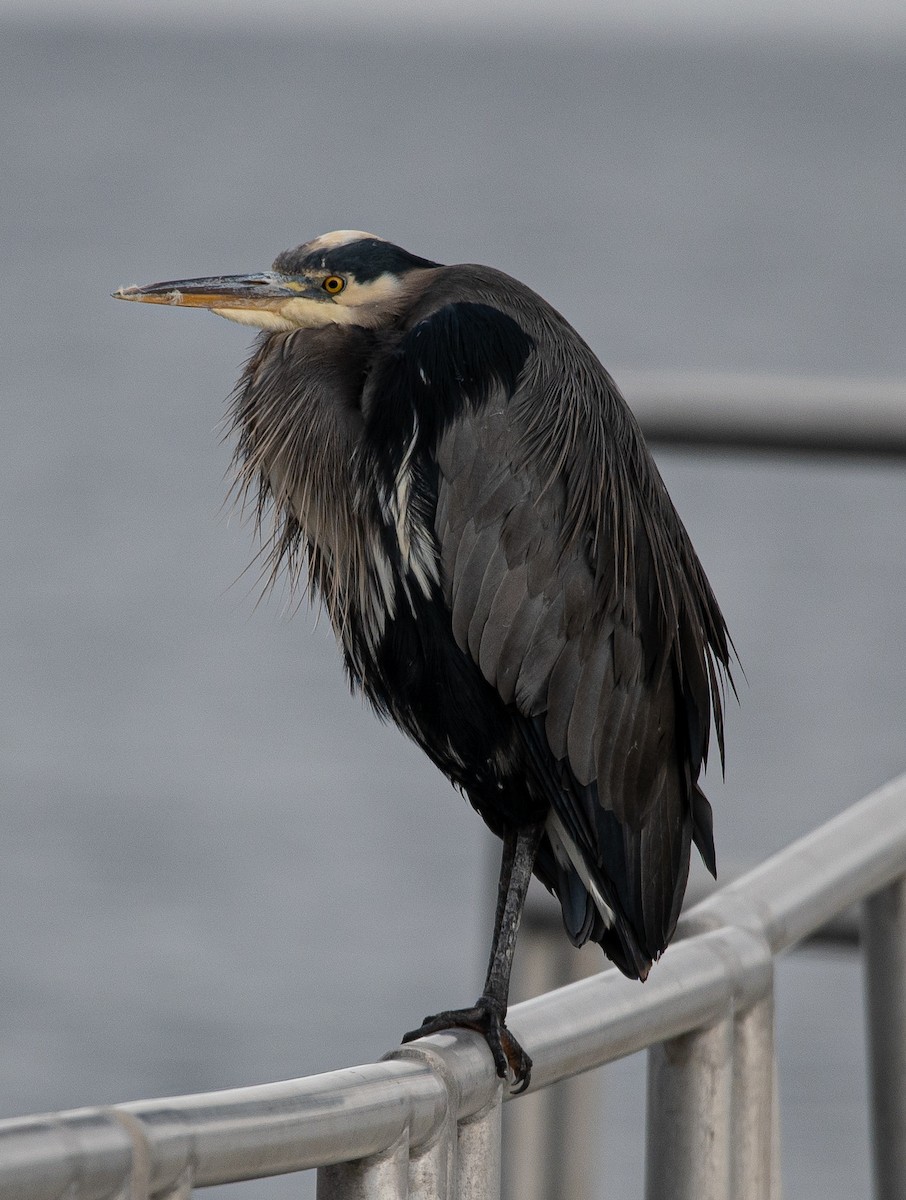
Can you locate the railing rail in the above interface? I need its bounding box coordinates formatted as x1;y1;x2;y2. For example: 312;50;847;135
1;772;904;1200
623;370;906;456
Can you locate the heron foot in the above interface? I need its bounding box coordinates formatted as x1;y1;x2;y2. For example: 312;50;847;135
402;995;532;1093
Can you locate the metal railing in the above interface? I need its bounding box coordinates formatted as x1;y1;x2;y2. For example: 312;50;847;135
1;771;904;1200
623;369;906;456
501;860;861;1200
2;372;904;1200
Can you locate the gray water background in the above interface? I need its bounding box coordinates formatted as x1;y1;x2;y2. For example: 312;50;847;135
1;21;904;1198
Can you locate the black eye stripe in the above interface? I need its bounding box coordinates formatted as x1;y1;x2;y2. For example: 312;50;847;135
274;239;440;281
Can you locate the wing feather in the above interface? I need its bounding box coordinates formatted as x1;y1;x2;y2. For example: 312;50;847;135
543;639;585;760
512;594;566;715
479;561;531;689
451;522;500;650
467;538;510;660
566;635;613;786
494;586;547;705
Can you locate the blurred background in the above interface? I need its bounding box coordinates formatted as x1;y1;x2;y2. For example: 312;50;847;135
0;2;904;1197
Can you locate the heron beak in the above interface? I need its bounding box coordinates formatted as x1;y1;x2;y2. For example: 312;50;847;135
113;272;318;310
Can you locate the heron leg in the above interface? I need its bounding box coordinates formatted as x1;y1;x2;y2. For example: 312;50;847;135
402;822;544;1092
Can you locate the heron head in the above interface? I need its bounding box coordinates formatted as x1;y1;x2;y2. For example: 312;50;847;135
113;230;439;331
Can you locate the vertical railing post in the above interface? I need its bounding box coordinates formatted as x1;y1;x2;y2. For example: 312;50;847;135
456;1082;503;1200
730;992;779;1200
503;922;600;1200
407;1114;457;1200
501;915;562;1200
645;1016;733;1200
862;874;906;1200
317;1130;409;1200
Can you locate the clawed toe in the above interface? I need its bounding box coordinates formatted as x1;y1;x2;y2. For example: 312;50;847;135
401;997;532;1092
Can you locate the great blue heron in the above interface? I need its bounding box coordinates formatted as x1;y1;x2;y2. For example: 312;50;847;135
115;230;732;1091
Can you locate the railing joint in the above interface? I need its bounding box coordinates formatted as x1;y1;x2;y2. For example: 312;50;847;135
678;889;772;948
707;924;774;1015
104;1110;154;1200
383;1027;501;1134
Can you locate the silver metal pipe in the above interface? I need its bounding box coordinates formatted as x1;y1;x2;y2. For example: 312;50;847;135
508;925;772;1096
503;930;600;1200
731;994;776;1200
500;927;556;1200
123;1058;448;1189
645;1016;734;1200
622;369;906;457
317;1129;409;1200
456;1087;503;1200
0;1110;135;1200
385;1043;466;1200
0;1060;449;1200
770;1050;783;1200
546;1062;602;1200
862;874;906;1200
501;1090;547;1200
682;774;906;954
408;1126;456;1200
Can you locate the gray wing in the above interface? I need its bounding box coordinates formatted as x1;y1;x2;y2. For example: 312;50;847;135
434;351;727;971
436;383;685;799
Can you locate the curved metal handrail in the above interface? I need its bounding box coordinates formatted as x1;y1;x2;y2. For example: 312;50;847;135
1;772;903;1199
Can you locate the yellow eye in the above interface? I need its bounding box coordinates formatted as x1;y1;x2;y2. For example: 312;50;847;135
323;275;345;294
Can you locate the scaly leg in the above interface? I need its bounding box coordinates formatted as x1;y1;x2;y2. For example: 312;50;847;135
402;822;544;1092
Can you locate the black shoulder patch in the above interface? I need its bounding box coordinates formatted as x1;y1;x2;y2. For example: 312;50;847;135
368;302;534;448
361;301;534;557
